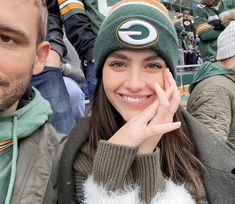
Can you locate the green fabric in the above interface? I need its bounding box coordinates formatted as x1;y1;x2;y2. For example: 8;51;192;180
94;2;178;78
189;61;234;92
78;0;124;34
0;148;12;204
193;0;234;61
0;88;52;204
58;0;122;34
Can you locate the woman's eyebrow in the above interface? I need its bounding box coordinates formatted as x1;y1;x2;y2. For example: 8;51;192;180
143;55;162;61
107;53;128;60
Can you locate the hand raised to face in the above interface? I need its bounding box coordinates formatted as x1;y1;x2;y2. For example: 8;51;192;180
108;69;181;154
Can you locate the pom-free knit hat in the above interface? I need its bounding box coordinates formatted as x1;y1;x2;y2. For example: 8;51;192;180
94;0;179;78
217;21;235;60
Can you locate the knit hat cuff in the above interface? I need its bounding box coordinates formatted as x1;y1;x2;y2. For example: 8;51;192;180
216;21;235;60
217;45;235;60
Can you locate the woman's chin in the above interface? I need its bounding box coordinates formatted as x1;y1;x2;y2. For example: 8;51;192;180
121;110;142;122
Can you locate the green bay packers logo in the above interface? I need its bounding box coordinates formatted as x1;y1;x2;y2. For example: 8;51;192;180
117;19;158;47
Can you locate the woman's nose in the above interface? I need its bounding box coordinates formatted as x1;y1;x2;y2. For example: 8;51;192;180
124;69;145;92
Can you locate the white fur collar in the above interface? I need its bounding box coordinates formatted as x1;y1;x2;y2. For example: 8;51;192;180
82;176;195;204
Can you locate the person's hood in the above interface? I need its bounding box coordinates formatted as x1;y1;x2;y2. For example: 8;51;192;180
189;61;234;93
0;87;52;204
0;87;52;140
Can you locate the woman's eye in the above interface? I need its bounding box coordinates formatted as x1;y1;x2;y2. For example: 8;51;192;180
147;63;162;69
110;61;125;68
0;34;16;45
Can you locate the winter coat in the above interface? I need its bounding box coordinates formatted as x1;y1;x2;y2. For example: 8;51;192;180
58;110;235;204
10;123;67;204
187;66;235;144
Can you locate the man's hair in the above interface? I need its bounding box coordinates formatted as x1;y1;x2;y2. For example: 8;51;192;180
34;0;48;43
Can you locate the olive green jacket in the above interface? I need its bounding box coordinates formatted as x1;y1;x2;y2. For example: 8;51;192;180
187;74;235;144
10;123;67;204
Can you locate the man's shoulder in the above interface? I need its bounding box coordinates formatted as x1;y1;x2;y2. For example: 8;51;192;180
27;122;67;153
199;75;235;89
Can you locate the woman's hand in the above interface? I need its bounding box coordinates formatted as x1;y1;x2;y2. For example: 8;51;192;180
108;69;181;154
137;69;180;154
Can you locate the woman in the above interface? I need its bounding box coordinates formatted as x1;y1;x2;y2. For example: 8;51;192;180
58;1;235;204
182;32;198;65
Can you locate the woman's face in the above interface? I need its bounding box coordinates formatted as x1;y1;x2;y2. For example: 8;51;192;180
103;49;168;122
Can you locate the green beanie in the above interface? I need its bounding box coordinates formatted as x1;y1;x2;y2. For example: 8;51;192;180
94;0;179;78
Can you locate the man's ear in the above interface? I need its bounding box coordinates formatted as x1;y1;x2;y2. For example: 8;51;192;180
32;41;50;75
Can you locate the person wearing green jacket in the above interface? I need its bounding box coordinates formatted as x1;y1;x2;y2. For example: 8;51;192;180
0;0;66;203
194;0;235;62
187;21;235;144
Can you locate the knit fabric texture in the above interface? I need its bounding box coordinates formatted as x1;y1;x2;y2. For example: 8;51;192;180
94;0;179;78
217;21;235;60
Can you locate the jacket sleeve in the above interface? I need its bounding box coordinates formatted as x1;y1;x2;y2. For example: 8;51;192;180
57;0;96;62
193;5;222;41
187;78;232;139
47;0;67;58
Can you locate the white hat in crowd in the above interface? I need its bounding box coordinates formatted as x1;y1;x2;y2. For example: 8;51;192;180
217;21;235;60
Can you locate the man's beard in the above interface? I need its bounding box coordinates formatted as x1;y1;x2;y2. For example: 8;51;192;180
0;75;31;112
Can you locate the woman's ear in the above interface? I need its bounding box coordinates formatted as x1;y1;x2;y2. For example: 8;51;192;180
32;41;50;75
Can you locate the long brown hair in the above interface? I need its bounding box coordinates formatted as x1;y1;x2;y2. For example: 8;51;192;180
89;73;205;203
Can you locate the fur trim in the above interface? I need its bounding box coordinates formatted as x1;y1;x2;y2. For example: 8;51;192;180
82;176;195;204
83;176;142;204
150;180;196;204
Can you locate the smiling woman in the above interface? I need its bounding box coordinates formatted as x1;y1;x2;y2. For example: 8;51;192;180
58;0;235;204
103;49;167;122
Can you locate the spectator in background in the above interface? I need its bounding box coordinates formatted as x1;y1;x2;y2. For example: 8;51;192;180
174;13;186;65
0;1;66;203
32;0;76;134
62;35;86;121
182;10;195;34
57;0;98;102
193;0;235;62
182;32;198;64
187;21;235;144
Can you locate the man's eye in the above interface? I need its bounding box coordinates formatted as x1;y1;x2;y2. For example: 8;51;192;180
0;35;16;44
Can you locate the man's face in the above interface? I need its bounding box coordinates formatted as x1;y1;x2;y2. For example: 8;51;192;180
0;0;49;113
